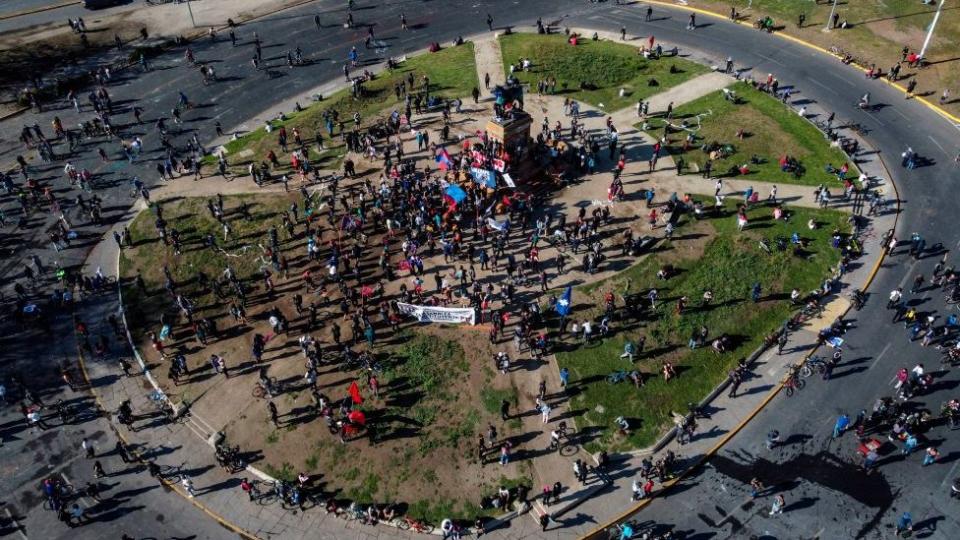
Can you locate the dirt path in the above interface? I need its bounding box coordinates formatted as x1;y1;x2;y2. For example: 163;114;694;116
473;36;507;95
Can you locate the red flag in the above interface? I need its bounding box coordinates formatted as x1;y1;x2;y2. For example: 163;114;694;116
348;381;363;405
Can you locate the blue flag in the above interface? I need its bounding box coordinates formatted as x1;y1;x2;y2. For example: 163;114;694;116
556;286;572;317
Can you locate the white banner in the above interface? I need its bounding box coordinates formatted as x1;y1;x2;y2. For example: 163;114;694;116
397;302;476;325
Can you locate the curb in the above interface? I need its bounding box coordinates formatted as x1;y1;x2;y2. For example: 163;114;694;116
74;330;261;540
641;0;960;125
0;105;30;122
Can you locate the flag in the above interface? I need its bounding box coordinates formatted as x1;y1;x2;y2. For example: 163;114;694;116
443;184;467;207
348;381;363;405
435;148;453;170
348;410;367;426
487;217;509;231
556;286;572;317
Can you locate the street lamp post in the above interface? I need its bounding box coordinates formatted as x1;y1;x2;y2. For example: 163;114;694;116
918;0;946;61
824;0;839;31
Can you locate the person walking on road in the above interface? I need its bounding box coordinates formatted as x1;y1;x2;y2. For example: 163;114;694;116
769;494;785;516
766;430;781;450
82;438;95;458
895;512;913;537
833;413;850;438
923;446;941;466
727;369;743;397
182;476;196;498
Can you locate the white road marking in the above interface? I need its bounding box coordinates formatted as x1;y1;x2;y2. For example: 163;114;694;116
809;77;839;95
869;343;892;370
928;135;946;153
892;107;910;122
2;508;27;540
897;260;920;288
941;459;960;487
59;472;95;507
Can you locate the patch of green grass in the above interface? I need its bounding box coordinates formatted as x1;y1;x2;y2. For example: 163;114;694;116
264;462;296;482
386;334;466;399
557;201;848;451
265;431;280;445
499;33;709;110
343;466;361;482
346;473;380;504
480;387;515;415
444;410;479;447
211;43;477;174
496;475;532;491
642;82;856;187
407;498;455;524
119;193;299;331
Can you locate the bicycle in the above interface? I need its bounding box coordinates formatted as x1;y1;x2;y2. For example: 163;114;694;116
252;377;280;399
147;389;170;415
397;516;434;533
606;521;639;539
156;464;183;485
799;356;829;378
784;366;806;397
607;369;630;384
543;230;568;253
41;476;75;510
253;480;279;505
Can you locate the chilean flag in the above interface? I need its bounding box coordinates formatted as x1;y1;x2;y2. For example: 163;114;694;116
443;184;467;212
435;148;453;170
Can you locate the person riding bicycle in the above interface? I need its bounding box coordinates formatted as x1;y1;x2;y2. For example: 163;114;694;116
185;48;194;64
851;288;865;305
177;91;190;108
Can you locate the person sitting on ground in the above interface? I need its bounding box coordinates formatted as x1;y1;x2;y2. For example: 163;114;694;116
380;503;396;522
656;264;673;280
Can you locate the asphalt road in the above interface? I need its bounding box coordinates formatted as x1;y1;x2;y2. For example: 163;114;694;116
0;0;135;34
1;0;959;538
